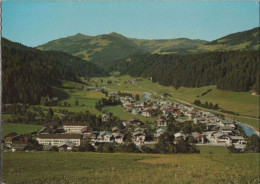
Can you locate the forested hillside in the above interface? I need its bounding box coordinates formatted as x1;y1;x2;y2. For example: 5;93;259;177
107;51;259;93
2;38;108;104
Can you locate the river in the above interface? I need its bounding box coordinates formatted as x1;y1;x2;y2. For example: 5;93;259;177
143;92;151;99
235;121;259;137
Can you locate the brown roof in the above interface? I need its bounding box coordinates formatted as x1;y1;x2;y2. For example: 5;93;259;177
62;122;88;126
38;134;82;139
127;118;142;123
5;132;18;138
157;119;166;122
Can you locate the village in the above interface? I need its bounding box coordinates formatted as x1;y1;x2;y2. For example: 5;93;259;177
2;90;248;153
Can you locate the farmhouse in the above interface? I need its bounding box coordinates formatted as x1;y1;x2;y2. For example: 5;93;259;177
133;128;146;142
62;122;88;133
37;134;81;146
4;132;18;145
114;133;125;143
155;128;166;137
102;113;110;122
157;119;167;127
174;132;186;140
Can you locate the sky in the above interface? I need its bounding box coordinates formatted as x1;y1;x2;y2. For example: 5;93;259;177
2;1;259;47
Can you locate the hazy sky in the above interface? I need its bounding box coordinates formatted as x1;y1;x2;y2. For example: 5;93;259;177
2;1;259;47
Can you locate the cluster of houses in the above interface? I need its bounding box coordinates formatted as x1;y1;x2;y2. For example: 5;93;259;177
117;93;247;150
3;93;248;152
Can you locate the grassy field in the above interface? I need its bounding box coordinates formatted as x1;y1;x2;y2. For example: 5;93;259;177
197;146;229;154
103;105;158;123
2;152;259;184
2;123;42;137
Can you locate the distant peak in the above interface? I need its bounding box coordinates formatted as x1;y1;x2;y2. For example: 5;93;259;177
108;32;124;37
75;33;84;36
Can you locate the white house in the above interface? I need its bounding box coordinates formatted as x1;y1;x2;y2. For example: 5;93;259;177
155;128;166;137
157;119;167;127
62;122;88;133
37;134;81;146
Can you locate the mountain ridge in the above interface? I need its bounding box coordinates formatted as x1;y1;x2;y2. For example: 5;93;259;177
36;27;259;66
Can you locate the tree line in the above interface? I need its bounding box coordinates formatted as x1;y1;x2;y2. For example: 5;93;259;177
106;50;259;93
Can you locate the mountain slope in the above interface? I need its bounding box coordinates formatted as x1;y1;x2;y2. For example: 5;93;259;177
2;38;108;104
106;50;259;93
198;27;259;52
36;33;207;65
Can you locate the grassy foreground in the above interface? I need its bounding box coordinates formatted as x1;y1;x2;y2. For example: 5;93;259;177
2;152;259;184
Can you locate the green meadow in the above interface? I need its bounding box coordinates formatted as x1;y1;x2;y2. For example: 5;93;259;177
2;152;259;184
2;123;42;137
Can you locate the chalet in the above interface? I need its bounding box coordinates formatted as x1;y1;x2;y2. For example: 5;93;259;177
141;110;153;117
219;126;233;134
114;133;125;144
174;132;186;140
212;132;231;144
108;92;116;97
133;130;146;142
112;127;120;134
193;117;206;124
157;119;167;127
162;108;174;115
206;122;219;131
155;128;166;137
4;132;18;145
58;141;75;152
98;131;113;142
132;108;141;115
10;135;32;151
191;132;205;143
102;113;110;122
175;118;185;123
218;118;235;128
173;111;183;117
62;122;88;133
230;136;246;144
123;118;143;126
83;132;98;142
37;134;81;146
123;103;133;111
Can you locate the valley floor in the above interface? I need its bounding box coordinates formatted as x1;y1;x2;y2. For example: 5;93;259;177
2;151;259;184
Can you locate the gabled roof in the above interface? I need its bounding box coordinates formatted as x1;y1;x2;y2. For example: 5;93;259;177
157;119;166;122
156;128;165;133
213;132;224;138
230;136;244;140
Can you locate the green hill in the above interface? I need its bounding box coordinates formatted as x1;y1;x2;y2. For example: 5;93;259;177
198;27;259;52
36;27;259;65
2;38;107;104
36;32;207;65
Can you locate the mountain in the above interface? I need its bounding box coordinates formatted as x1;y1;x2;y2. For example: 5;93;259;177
2;38;108;104
198;27;259;52
36;27;259;65
36;32;207;65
